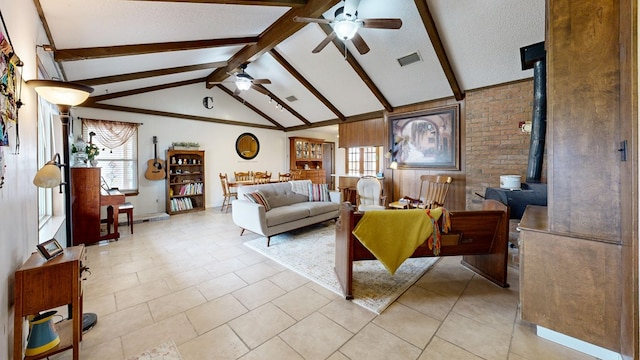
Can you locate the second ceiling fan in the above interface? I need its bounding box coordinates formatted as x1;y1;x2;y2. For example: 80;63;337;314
294;0;402;55
208;64;271;96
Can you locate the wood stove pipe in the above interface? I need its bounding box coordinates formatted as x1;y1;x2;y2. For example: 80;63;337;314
520;42;547;183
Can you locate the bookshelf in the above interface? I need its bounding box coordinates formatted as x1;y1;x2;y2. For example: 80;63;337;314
166;149;205;214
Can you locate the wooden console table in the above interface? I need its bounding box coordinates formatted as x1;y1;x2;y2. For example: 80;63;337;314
13;245;85;360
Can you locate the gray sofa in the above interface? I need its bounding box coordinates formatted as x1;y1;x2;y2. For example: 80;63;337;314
232;180;341;246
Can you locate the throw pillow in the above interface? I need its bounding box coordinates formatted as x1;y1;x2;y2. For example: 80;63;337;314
244;190;271;211
308;183;330;202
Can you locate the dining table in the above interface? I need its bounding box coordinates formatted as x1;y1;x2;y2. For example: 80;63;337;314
228;179;281;187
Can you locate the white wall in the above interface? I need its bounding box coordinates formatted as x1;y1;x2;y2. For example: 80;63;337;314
72;108;339;217
0;0;48;357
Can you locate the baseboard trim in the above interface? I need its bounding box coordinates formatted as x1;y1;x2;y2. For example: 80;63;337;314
536;326;622;360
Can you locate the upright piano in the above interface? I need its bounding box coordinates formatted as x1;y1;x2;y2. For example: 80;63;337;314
71;167;125;245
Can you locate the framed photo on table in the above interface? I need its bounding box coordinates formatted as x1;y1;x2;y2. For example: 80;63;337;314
389;105;460;170
37;238;64;260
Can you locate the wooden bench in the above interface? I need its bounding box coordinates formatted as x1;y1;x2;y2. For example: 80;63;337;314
334;199;510;299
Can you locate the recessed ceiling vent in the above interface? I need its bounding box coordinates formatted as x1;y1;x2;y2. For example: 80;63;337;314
285;95;298;102
397;52;422;67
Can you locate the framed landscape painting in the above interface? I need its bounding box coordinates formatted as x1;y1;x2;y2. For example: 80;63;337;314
389;105;460;170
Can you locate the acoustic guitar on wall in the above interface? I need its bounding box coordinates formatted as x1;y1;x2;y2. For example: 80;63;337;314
145;136;166;180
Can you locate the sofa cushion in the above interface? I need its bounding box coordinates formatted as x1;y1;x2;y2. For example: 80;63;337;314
290;201;340;217
265;206;309;227
238;182;309;208
308;183;331;202
244;190;271;211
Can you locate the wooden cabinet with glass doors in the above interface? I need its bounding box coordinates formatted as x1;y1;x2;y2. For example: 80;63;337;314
289;137;325;183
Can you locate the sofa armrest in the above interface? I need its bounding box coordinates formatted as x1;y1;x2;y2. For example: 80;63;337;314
330;190;341;203
231;199;268;235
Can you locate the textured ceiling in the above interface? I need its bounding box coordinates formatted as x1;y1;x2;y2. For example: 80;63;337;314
34;0;545;131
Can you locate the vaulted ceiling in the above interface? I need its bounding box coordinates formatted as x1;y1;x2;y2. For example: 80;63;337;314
34;0;544;131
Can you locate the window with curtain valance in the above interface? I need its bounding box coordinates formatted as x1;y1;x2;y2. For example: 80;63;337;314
81;118;139;193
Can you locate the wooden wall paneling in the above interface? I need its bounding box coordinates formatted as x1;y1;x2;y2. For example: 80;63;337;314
338;99;467;210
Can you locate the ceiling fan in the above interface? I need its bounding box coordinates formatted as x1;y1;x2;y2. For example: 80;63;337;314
208;64;271;96
294;0;402;55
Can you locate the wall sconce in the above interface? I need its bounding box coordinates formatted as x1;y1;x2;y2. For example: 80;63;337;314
32;153;65;193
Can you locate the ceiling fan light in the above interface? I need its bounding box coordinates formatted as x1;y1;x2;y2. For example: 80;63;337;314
334;20;358;40
235;77;252;91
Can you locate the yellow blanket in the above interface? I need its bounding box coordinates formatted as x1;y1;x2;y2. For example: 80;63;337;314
352;208;443;275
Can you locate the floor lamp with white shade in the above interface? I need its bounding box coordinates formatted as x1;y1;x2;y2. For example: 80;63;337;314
28;79;97;332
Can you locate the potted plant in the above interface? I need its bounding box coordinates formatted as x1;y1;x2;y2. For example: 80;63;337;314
171;141;200;150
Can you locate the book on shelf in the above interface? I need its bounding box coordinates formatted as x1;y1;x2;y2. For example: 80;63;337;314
171;197;195;212
177;182;203;195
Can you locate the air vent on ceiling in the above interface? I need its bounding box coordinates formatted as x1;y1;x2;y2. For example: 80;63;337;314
397;52;422;67
285;95;298;102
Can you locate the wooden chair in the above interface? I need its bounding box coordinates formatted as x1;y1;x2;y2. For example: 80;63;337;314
356;176;386;211
234;171;252;182
253;172;272;184
254;171;271;178
415;175;453;209
290;169;303;180
278;172;292;182
219;173;237;213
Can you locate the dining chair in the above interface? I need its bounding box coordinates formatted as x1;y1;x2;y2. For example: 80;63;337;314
278;172;292;182
290;170;303;180
234;171;252;182
253;172;272;184
415;175;453;209
219;173;238;212
356;176;386;211
254;171;271;178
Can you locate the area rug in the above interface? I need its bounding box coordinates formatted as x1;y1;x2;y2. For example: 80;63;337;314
244;222;439;314
126;340;183;360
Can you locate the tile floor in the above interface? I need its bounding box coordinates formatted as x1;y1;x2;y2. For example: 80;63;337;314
51;209;597;360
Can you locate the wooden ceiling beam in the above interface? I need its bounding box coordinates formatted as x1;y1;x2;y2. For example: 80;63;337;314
54;37;259;61
319;21;393;112
76;61;228;86
285;110;384;132
130;0;307;6
206;0;339;86
269;49;346;121
86;78;204;102
414;0;464;101
81;102;279;130
217;85;285;129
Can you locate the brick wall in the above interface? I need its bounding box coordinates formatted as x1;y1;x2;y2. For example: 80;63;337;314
465;79;546;209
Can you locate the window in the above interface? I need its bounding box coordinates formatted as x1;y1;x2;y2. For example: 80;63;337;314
81;119;139;193
346;146;381;176
37;96;57;225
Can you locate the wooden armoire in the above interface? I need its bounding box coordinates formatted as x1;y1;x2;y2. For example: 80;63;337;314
518;1;637;358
